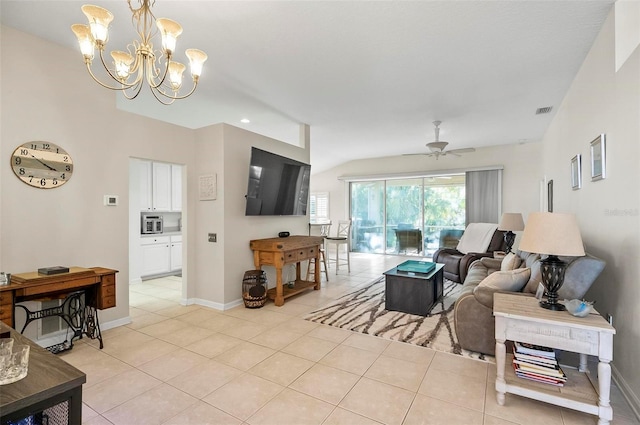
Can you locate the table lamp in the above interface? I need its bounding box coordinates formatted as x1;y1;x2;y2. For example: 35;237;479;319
518;212;585;310
498;213;525;253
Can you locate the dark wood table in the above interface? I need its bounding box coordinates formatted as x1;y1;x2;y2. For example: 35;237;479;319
0;322;86;425
383;262;444;316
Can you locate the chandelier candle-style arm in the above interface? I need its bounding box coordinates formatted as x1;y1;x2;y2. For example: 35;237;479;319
71;0;207;105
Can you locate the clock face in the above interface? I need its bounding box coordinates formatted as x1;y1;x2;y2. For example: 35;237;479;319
11;142;74;189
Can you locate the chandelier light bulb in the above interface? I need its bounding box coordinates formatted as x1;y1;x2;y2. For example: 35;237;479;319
111;50;134;80
81;4;113;45
156;18;183;55
186;49;208;78
168;61;186;90
71;24;95;60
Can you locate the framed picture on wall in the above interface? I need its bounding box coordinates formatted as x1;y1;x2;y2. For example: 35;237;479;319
590;134;606;181
547;180;553;212
571;154;582;190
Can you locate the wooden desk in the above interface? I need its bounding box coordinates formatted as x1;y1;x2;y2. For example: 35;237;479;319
250;236;324;306
0;267;117;352
0;322;86;425
494;293;616;425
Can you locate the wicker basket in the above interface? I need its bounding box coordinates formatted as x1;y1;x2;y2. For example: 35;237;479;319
242;270;267;308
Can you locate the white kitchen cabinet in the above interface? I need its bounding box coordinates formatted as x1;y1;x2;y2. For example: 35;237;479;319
141;236;171;276
171;164;182;211
152;162;172;211
137;161;182;212
170;235;182;271
139;160;153;211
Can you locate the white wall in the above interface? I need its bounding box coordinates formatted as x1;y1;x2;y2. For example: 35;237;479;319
0;26;313;323
0;26;197;326
539;9;640;412
311;141;542;227
220;124;310;305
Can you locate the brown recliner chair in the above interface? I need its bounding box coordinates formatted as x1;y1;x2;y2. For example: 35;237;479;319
432;228;507;283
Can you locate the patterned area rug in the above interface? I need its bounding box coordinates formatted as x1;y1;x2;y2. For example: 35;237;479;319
304;277;494;362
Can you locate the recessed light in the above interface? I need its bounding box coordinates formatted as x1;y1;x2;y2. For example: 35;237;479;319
240;118;250;124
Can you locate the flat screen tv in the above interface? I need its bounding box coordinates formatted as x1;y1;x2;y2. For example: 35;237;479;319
245;147;311;216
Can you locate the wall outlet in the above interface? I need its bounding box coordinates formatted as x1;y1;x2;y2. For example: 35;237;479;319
208;233;217;243
606;314;613;326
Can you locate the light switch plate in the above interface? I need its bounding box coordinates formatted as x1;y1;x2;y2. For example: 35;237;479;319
104;195;118;206
208;233;217;242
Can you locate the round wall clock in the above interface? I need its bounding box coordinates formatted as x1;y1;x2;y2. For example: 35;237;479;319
11;141;74;189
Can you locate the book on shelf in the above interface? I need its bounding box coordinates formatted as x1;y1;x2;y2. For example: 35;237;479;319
513;366;565;386
512;360;567;378
512;348;558;365
514;341;556;359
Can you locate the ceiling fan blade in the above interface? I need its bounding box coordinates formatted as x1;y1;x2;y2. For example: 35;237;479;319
402;152;431;156
447;148;476;155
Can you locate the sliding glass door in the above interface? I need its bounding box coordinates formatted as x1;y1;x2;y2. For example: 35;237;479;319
351;181;385;253
350;175;465;257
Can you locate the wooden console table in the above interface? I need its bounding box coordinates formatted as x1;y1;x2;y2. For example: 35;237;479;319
494;293;616;425
0;321;86;425
0;267;118;352
250;236;324;306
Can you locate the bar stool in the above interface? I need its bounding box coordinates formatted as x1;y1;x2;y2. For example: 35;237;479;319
306;223;330;281
325;220;352;274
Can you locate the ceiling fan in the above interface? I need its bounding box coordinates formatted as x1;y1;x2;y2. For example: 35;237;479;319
406;121;476;160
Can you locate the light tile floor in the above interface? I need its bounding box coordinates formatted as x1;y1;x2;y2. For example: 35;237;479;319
60;254;639;425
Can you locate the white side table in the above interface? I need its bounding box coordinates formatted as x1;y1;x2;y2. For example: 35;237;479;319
494;293;616;425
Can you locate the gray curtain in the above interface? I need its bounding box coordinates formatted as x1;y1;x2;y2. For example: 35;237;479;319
465;169;502;225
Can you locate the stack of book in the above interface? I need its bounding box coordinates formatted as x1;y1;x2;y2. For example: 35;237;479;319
512;341;567;386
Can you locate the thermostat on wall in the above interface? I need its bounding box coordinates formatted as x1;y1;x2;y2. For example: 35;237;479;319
104;195;119;206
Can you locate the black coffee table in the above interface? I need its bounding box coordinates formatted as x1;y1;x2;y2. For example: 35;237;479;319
383;261;444;316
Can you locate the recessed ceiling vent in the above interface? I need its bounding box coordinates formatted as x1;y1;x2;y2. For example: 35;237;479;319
535;106;553;115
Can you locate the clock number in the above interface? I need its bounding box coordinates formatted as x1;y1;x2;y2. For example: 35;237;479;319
28;175;34;183
20;149;28;156
63;156;69;162
31;144;37;150
65;165;71;172
42;144;50;150
19;168;25;175
52;178;58;186
40;178;47;187
14;157;22;165
61;173;66;180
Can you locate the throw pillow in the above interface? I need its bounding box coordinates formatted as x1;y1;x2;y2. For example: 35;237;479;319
475;267;531;292
500;252;522;271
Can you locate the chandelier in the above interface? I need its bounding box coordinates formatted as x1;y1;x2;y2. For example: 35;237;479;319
71;1;207;105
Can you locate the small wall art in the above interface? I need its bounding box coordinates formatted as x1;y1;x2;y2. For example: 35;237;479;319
590;134;606;181
199;173;217;200
571;154;582;190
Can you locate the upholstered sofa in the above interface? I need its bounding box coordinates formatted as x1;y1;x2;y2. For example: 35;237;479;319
453;250;606;355
432;225;507;283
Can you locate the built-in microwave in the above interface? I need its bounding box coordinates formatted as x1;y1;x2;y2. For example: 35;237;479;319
141;215;163;234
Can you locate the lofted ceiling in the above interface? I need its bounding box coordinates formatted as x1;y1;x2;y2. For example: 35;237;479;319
0;1;614;173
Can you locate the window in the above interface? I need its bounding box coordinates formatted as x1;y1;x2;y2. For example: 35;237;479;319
310;192;329;222
350;175;466;257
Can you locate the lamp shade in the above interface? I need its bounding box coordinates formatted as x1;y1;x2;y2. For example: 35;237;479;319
498;213;525;231
519;212;585;256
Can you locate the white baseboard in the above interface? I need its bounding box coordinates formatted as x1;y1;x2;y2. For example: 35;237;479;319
612;362;640;421
185;297;243;311
100;316;132;330
130;277;142;285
